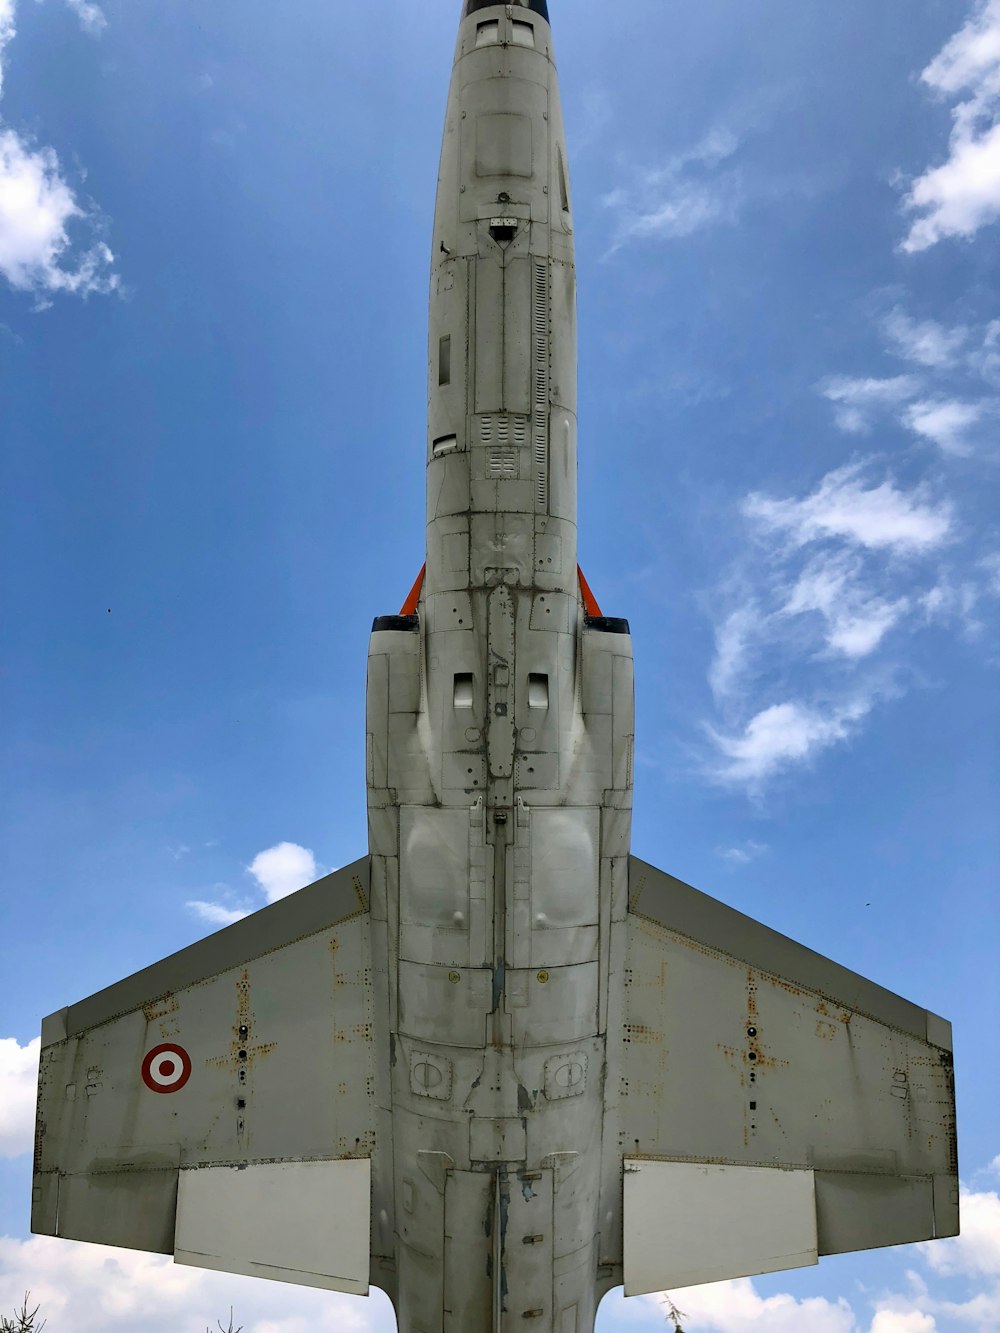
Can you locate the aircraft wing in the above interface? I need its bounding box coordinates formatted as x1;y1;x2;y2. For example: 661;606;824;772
604;856;959;1296
32;857;388;1296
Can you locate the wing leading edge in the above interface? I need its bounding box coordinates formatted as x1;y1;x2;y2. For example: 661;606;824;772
604;856;958;1296
32;857;389;1296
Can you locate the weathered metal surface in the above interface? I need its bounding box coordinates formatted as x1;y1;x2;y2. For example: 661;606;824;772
623;1161;817;1295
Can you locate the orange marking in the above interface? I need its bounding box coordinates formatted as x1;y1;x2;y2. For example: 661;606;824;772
400;564;426;616
578;566;603;618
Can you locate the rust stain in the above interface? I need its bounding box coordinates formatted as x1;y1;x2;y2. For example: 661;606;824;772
143;993;179;1023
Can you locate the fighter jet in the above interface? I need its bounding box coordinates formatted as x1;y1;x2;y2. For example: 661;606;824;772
33;3;958;1330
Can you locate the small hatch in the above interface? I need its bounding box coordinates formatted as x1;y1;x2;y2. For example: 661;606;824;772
511;19;535;47
433;434;458;456
476;20;499;46
454;673;474;709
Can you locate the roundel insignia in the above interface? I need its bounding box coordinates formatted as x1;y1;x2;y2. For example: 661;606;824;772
141;1043;192;1094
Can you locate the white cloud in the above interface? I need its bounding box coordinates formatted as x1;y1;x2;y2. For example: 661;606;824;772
716;840;768;865
884;310;969;369
902;0;1000;252
743;463;953;555
0;0;117;301
780;552;910;658
618;1281;857;1333
186;900;250;927
903;398;986;455
820;375;920;434
0;130;118;299
62;0;106;34
0;0;15;95
0;1036;38;1158
247;842;320;903
709;604;762;700
708;696;874;786
604;127;743;249
869;1314;937;1333
924;1187;1000;1277
0;1236;390;1333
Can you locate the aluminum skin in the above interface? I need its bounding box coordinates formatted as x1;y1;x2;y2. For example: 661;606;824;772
32;5;958;1332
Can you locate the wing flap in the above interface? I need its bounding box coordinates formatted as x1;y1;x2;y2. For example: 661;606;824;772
174;1159;370;1295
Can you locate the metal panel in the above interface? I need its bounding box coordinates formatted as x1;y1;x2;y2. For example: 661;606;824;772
815;1171;936;1255
175;1159;370;1295
44;860;369;1040
530;808;599;928
444;1172;493;1332
623;1160;817;1295
629;856;933;1042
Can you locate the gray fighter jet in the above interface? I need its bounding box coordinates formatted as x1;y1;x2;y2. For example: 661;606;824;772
33;3;958;1330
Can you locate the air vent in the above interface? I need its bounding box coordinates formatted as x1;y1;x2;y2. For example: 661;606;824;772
454;673;474;709
528;673;549;709
489;217;518;246
438;335;451;387
433;434;458;456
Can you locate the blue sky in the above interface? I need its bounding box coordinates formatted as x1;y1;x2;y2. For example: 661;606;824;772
0;0;998;1329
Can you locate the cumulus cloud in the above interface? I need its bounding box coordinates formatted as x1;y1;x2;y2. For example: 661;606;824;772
820;375;920;434
0;1036;39;1158
0;1236;390;1333
902;0;1000;252
0;0;118;301
903;397;987;455
743;463;953;555
185;842;323;927
924;1186;1000;1277
247;842;320;903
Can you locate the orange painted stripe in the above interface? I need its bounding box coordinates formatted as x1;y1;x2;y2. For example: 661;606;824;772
578;566;603;618
400;564;426;616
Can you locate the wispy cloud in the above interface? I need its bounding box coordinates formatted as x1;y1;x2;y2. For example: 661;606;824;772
902;0;1000;252
61;0;106;34
779;552;911;659
0;0;118;302
903;397;987;455
716;840;769;865
185;898;250;927
603;127;744;251
883;310;968;369
743;462;953;555
707;696;875;787
0;1035;38;1158
819;375;920;434
700;454;997;790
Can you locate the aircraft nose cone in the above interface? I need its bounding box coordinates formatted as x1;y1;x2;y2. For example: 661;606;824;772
463;0;550;22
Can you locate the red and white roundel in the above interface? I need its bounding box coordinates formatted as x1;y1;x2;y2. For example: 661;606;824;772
141;1043;192;1094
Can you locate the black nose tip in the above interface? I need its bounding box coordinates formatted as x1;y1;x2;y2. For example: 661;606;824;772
463;0;550;22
